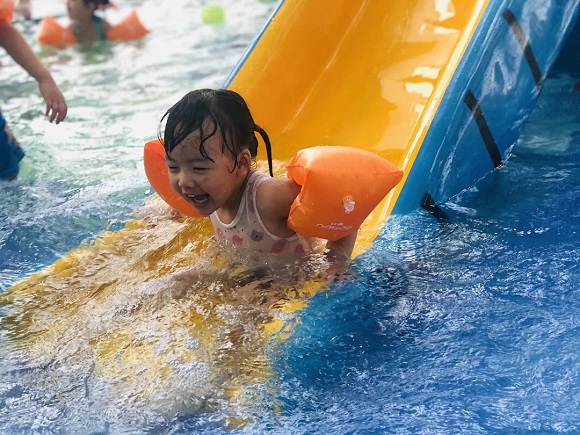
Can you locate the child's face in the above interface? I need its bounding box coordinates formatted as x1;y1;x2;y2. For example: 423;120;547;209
66;0;95;21
166;124;251;217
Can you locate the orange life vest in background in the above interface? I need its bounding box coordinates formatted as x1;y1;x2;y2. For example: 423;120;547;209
37;16;76;47
38;10;149;47
0;0;14;22
105;10;149;41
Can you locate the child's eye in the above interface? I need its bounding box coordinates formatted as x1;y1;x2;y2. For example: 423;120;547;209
167;166;179;173
192;167;208;172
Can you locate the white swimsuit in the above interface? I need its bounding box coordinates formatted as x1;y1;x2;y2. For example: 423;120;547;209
210;171;315;255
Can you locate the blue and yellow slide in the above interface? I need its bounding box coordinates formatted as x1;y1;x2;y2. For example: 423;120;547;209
1;0;578;419
227;0;578;247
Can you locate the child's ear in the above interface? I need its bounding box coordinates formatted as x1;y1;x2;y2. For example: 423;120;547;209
237;149;252;169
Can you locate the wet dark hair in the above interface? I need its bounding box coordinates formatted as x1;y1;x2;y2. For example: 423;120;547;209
159;89;273;176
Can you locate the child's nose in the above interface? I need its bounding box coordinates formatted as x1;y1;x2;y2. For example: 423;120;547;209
178;173;196;190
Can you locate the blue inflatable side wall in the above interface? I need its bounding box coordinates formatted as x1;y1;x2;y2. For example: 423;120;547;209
392;0;579;218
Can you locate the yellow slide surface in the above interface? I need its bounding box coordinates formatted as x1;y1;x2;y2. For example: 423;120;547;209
230;0;489;254
1;0;490;421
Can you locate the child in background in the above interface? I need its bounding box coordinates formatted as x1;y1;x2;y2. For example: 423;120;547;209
0;0;67;180
161;89;357;279
66;0;111;43
14;0;30;20
38;0;148;48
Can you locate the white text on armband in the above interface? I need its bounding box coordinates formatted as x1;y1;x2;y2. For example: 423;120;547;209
315;222;354;231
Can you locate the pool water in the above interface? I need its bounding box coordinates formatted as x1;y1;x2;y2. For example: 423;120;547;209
1;1;579;433
0;0;277;289
265;76;579;433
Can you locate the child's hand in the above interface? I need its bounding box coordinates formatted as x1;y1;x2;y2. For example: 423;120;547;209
319;231;357;283
39;79;68;124
318;254;355;284
0;21;67;122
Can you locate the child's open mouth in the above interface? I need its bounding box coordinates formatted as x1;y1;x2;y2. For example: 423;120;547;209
188;194;210;205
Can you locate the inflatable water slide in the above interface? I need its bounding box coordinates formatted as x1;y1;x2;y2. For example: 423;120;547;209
227;0;579;251
2;0;578;418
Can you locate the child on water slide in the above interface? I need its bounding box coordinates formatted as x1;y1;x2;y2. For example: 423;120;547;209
161;89;357;280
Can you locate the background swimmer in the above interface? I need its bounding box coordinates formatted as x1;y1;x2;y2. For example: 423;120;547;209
0;0;67;180
66;0;111;43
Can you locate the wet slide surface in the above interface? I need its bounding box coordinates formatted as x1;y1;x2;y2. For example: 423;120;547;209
228;0;489;253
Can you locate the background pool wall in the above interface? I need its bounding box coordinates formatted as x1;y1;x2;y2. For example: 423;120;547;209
392;0;580;218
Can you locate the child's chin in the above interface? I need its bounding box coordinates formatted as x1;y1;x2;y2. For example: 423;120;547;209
191;202;214;215
194;207;213;216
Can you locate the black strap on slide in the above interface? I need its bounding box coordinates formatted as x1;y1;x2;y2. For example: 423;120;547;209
502;9;543;90
463;90;503;168
421;193;449;223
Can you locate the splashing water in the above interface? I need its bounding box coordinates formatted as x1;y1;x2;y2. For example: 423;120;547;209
1;1;579;433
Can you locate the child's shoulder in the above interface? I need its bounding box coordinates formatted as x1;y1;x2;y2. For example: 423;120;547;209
255;172;300;219
255;172;300;197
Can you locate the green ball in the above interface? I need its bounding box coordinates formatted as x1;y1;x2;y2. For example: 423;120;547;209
201;4;225;24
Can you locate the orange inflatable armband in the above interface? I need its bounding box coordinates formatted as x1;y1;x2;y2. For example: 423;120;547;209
143;141;403;232
143;139;203;218
287;146;403;241
37;17;76;47
0;0;14;22
106;10;149;41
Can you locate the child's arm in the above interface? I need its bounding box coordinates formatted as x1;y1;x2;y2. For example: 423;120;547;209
257;176;303;238
259;176;358;280
0;21;67;124
325;231;357;261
